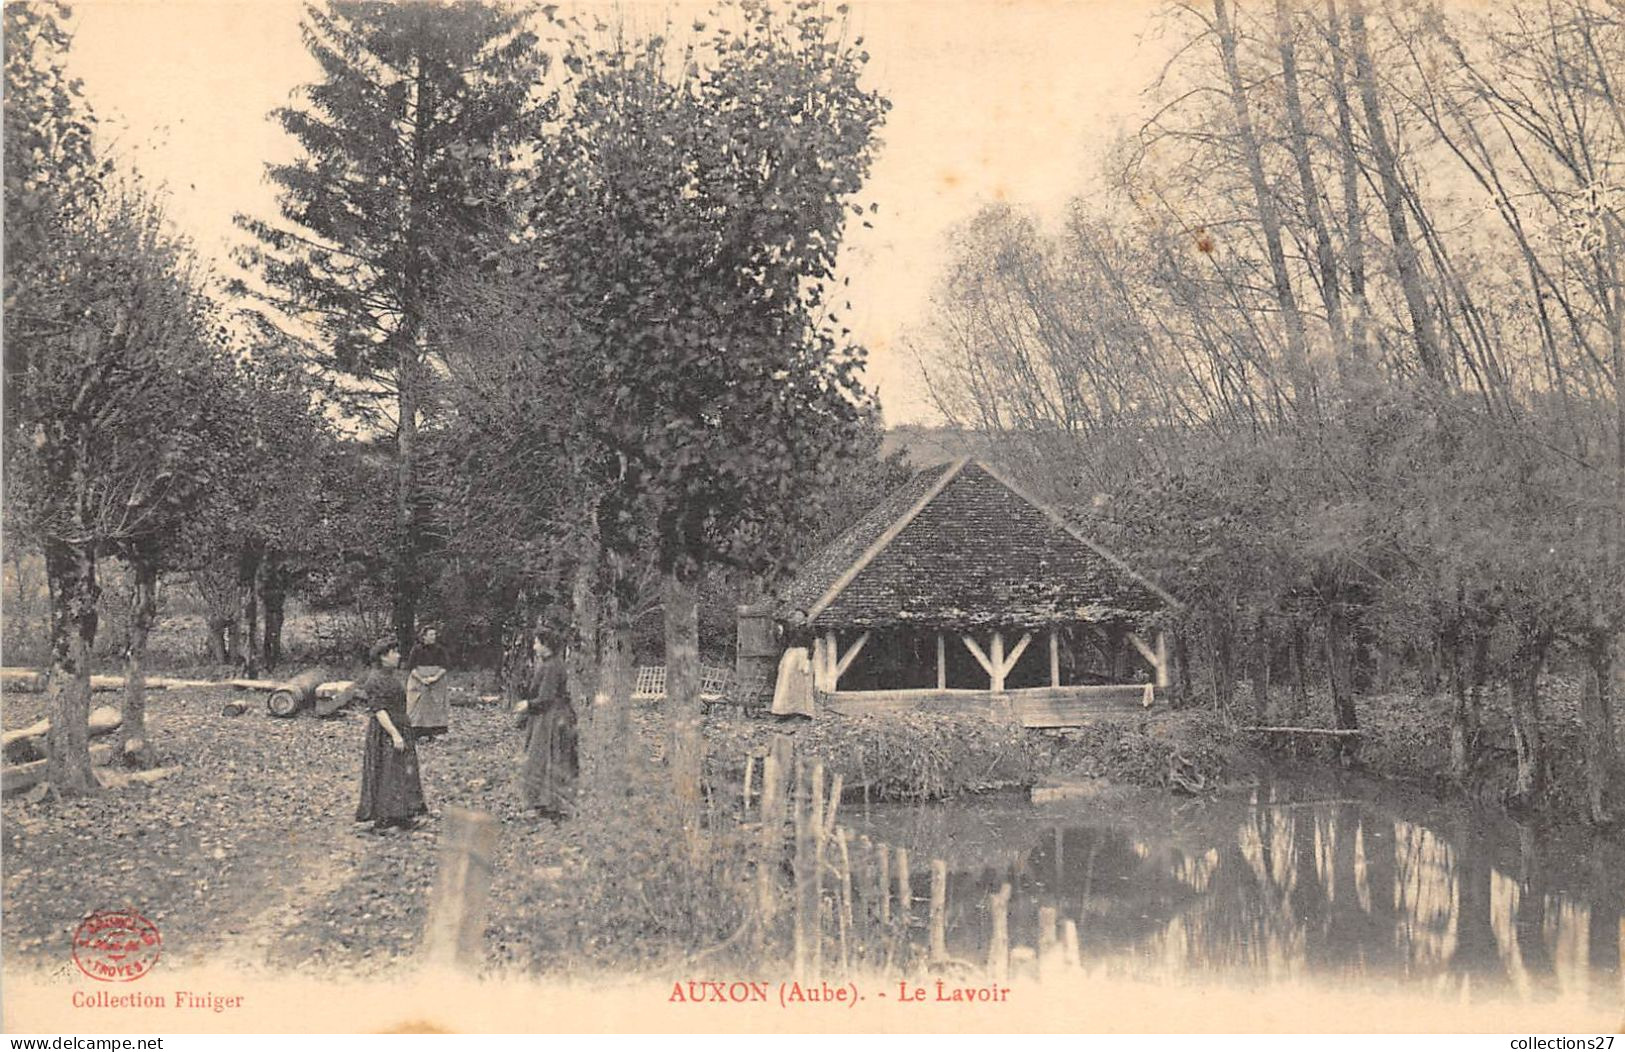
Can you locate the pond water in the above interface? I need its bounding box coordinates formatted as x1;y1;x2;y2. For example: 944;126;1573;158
845;772;1624;1007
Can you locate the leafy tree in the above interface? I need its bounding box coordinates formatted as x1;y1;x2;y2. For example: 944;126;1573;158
432;2;888;835
538;5;888;838
236;0;544;657
172;335;338;674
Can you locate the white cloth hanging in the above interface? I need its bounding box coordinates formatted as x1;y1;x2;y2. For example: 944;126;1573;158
771;646;815;717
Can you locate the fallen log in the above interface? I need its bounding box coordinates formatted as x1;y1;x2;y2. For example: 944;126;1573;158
1240;726;1363;736
2;705;124;765
267;668;328;717
2;668;189;693
226;678;284;691
314;681;358;718
0;668;45;692
2;743;117;793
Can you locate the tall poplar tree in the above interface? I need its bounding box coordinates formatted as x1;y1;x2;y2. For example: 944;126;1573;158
237;0;542;654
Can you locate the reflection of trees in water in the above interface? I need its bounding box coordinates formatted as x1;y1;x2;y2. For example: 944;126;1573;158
1112;802;1611;1003
1396;820;1459;973
884;792;1620;1004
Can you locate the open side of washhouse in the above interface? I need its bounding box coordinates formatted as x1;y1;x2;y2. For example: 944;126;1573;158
776;457;1178;727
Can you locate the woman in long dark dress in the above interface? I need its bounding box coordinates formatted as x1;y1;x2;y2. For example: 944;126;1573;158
517;641;578;819
355;666;428;832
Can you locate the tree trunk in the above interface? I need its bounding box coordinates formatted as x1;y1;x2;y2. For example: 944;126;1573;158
1456;634;1482;790
585;615;633;803
1325;605;1359;760
1579;630;1618;825
1173;629;1193;709
664;569;703;857
1444;617;1489;787
1274;0;1350;362
1422;632;1441;695
1214;0;1313;404
1325;0;1370;364
121;554;158;769
1251;620;1272;723
394;364;419;660
260;553;287;670
43;539;100;796
1508;628;1551;811
236;546;262;676
393;48;434;661
205;616;231;665
1347;0;1447;382
568;559;599;712
1290;619;1310;723
1210;615;1237;713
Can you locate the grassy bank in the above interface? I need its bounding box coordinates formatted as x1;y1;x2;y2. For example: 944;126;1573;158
701;706;1251;802
1352;674;1620;825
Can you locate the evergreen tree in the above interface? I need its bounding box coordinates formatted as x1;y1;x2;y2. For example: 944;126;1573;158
236;0;543;655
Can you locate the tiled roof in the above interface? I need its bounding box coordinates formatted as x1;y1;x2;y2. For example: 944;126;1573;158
777;460;958;617
778;459;1171;630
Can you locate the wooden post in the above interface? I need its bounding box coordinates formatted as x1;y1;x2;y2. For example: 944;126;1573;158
1049;628;1060;687
1061;918;1081;969
988;882;1011;981
824;773;844;838
811;636;829;692
936;632;947;690
792;759;809;975
755;735;791;953
1156;630;1169;688
990;631;1006;692
742;755;756;814
824;630;838;690
929;859;948;961
421;807;498;971
810;762;826;979
837;827;854;972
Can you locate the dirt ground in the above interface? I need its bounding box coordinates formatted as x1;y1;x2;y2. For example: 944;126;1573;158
1;683;595;981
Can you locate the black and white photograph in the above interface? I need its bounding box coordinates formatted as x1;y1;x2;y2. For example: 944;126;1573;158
2;0;1622;1037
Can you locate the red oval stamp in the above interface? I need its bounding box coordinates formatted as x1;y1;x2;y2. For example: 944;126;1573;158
72;910;162;982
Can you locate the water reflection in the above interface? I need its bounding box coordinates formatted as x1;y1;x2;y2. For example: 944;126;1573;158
852;780;1624;1006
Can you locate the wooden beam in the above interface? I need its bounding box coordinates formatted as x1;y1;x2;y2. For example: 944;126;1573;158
990;631;1006;692
811;636;830;692
824;630;838;690
1001;632;1033;677
962;635;995;677
936;633;946;690
804;458;970;623
1128;630;1169;688
1049;629;1060;688
833;631;870;681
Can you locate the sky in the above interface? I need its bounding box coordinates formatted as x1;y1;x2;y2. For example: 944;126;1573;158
63;0;1176;425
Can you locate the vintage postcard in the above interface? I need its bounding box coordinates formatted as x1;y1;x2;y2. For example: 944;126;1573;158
2;0;1622;1038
